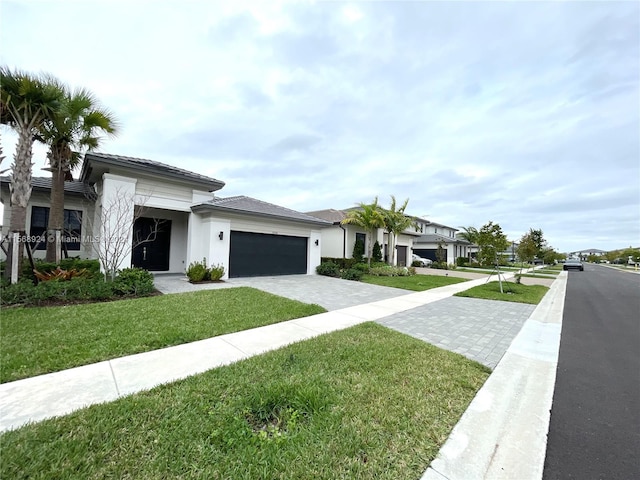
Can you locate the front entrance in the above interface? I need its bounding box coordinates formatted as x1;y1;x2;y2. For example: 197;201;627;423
397;246;407;266
132;217;172;271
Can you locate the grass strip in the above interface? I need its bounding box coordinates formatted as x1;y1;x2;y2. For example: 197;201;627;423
0;323;490;480
0;287;325;383
361;274;466;291
454;281;548;304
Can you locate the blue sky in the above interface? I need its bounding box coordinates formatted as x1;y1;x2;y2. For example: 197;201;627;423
1;0;639;252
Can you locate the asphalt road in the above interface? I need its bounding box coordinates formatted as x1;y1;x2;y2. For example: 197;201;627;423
543;265;640;480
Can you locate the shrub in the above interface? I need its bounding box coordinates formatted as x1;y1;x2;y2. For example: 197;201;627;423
456;257;469;267
320;258;356;269
0;277;117;306
316;261;340;277
353;263;369;272
186;259;208;282
372;241;383;262
34;267;91;282
340;268;363;281
431;262;448;270
113;268;155;296
209;263;225;281
0;280;39;306
352;238;365;263
368;265;411;277
411;260;422;267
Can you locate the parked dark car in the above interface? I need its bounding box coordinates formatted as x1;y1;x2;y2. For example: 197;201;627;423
563;258;584;271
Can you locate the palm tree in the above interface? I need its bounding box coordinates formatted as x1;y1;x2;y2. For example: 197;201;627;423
341;197;385;266
457;226;479;262
38;85;118;262
1;67;63;281
382;196;413;266
457;226;479;244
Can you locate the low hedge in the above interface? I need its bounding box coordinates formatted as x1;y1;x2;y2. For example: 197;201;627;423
320;257;357;269
1;267;155;307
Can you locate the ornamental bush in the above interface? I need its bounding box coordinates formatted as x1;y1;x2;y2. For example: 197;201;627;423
186;259;208;282
316;261;340;277
114;268;155;296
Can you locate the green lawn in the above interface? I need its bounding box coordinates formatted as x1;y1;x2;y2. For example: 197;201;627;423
361;274;467;291
454;281;548;304
0;323;490;480
0;288;326;384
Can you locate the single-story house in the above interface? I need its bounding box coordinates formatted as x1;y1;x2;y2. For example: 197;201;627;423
0;153;331;279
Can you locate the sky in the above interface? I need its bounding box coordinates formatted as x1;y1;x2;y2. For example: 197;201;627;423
1;0;639;253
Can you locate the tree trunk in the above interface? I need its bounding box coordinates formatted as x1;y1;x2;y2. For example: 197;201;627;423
4;131;34;282
46;154;65;263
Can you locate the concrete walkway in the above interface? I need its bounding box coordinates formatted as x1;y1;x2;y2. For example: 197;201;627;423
0;270;566;480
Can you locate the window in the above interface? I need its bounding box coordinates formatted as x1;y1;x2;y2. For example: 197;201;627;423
355;232;366;246
30;206;82;251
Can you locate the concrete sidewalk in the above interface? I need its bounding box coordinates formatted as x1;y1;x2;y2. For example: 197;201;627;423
0;276;489;432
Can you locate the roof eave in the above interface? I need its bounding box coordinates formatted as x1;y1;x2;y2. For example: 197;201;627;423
83;153;225;192
191;203;332;227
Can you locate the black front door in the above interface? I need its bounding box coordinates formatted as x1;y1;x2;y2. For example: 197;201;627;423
132;218;171;271
397;246;407;266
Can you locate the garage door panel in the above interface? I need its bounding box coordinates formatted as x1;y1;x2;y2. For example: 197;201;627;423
230;231;308;278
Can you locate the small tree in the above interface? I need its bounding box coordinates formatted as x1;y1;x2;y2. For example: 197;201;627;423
436;240;447;264
352;237;365;263
476;221;509;266
372;241;383;262
517;229;538;268
529;228;546;259
86;187;160;281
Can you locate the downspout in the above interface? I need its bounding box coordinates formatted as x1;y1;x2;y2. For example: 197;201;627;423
338;223;346;258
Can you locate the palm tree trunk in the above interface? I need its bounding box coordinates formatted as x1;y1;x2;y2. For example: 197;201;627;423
4;130;34;282
46;153;65;263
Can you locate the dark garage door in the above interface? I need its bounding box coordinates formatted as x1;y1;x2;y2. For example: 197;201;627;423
229;231;308;278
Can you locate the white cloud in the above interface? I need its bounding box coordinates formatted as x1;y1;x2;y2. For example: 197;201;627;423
1;0;638;252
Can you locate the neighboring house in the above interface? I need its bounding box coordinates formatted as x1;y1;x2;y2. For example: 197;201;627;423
306;209;383;261
412;218;471;264
307;208;461;266
0;153;330;279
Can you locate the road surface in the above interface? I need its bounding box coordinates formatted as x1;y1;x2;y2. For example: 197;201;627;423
543;264;640;479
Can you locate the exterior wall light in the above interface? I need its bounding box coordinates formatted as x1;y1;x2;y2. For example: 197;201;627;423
219;231;224;240
315;239;319;246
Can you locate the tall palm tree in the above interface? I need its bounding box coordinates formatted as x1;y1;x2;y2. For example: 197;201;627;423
457;226;479;261
458;226;479;245
1;67;63;281
341;197;385;266
38;85;118;262
382;196;413;266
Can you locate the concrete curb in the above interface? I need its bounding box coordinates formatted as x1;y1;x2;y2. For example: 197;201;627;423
421;272;567;480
